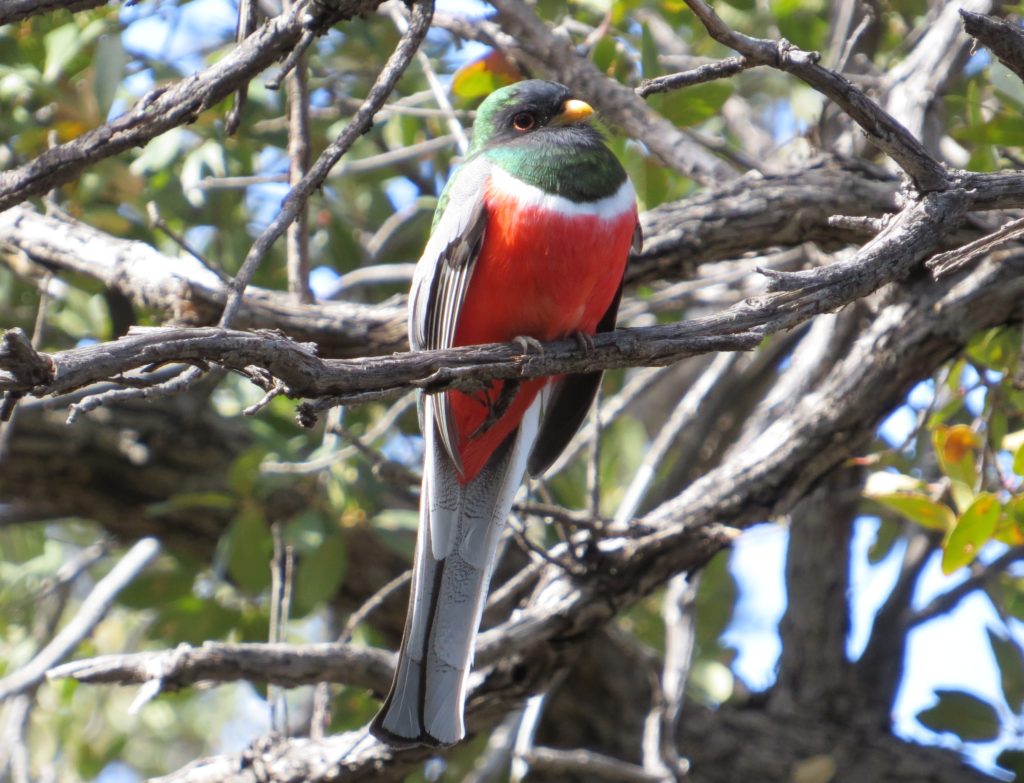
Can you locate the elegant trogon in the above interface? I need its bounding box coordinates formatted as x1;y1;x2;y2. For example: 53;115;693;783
370;80;640;748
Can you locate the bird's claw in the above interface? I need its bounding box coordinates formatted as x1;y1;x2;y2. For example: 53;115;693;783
571;331;595;354
514;335;545;356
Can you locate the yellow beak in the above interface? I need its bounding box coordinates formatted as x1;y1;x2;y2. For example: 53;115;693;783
554;98;594;125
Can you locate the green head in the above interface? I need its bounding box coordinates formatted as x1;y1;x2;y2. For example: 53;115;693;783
467;80;595;155
466;80;626;201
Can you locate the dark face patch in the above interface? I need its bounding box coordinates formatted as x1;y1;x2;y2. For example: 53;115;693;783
482;81;574;146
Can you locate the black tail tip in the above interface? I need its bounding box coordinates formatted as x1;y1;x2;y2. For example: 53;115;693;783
369;715;450;750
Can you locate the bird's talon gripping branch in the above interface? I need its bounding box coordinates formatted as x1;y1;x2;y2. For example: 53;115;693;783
571;330;596;354
514;334;545;357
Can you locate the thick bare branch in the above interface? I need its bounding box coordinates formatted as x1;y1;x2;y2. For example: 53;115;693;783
961;10;1024;84
0;324;759;408
632;159;898;283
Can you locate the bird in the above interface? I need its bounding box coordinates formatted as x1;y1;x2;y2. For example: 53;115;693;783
370;79;640;748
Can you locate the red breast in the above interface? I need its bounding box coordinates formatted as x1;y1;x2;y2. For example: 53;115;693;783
449;175;637;483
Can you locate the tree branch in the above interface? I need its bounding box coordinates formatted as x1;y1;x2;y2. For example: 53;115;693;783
961;10;1024;84
0;206;407;358
46;641;394;694
681;0;950;191
2;180;993;416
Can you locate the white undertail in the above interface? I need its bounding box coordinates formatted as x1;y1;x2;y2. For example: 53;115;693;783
371;394;542;746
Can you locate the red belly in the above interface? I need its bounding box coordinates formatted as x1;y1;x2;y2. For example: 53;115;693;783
449;180;636;483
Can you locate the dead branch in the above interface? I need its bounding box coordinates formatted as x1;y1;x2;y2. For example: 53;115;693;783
961;10;1024;84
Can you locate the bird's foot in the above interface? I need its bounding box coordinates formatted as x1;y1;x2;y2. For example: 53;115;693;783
571;331;595;354
513;335;545;356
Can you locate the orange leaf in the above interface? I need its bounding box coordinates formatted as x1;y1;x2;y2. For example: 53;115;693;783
941;424;978;464
452;50;523;102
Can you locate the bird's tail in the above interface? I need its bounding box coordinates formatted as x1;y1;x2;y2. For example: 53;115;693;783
370;396;541;747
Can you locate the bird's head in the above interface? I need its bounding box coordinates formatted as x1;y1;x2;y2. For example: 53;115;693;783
467;80;596;155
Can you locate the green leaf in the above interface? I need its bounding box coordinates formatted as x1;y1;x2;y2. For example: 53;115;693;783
43;23;81;83
916;689;1001;742
292;532;347;616
591;36;621;77
988;628;1024;713
93;33;127;117
224;507;272;593
942;492;1000;575
868;492;954;532
927;396;964;429
651;81;733;127
130;127;190;176
1015;442;1024;478
641;23;660;79
118;554;195;609
966;327;1022;370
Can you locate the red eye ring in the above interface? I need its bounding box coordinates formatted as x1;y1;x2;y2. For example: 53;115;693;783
511;112;536;131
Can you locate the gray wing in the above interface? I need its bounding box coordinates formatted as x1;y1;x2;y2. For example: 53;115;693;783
408;157;491;471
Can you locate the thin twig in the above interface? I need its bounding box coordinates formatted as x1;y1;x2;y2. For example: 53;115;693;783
613;353;738;525
0;272;51;456
907;546;1024;629
269;524;295;734
65;365;208;423
386;2;470;155
927;215;1024;279
637;56;752;97
0;538;161;701
195;135;457;190
524;746;669;783
146;202;230;282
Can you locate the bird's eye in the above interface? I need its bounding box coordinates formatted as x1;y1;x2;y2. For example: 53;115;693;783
511;112;537;132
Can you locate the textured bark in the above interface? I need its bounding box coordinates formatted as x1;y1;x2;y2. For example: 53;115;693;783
961;10;1024;84
0;207;407;359
680;704;996;783
632;160;899;284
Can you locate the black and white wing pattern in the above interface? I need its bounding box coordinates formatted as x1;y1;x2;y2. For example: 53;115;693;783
408;156;491;470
